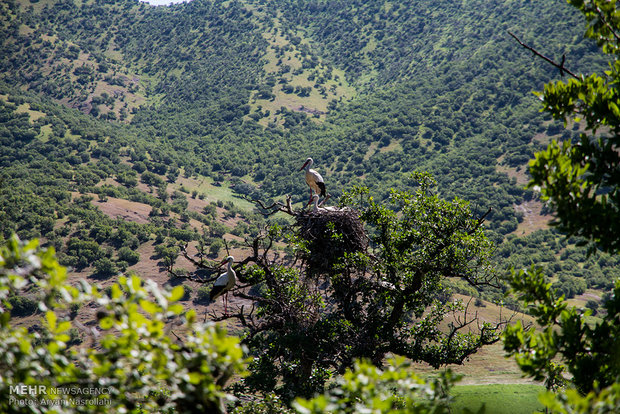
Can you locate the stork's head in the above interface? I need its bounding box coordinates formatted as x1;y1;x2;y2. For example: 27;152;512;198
299;157;313;171
219;256;234;266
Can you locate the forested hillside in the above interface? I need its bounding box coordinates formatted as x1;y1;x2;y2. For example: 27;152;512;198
1;0;618;316
2;0;618;300
2;0;620;412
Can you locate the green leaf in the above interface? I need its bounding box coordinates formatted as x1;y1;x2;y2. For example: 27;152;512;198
169;285;184;302
188;372;203;384
45;310;57;332
57;321;71;333
130;274;141;292
168;303;184;314
99;316;114;330
111;283;122;299
140;299;159;315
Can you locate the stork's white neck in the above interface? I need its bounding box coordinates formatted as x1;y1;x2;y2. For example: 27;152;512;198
227;260;236;278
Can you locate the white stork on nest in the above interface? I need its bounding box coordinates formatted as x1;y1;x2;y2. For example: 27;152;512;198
300;157;326;204
310;194;337;212
209;255;236;314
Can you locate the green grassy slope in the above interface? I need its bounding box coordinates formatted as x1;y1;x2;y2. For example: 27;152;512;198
451;384;545;414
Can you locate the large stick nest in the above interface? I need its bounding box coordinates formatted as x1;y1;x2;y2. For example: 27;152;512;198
295;209;368;275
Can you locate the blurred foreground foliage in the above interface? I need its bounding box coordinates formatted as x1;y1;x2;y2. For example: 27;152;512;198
0;235;460;413
0;235;246;413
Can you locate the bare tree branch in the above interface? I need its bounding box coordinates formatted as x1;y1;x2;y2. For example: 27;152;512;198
470;207;492;235
233;290;277;305
252;195;296;216
209;304;247;324
180;243;216;270
223;238;231;257
508;31;579;79
167;265;220;284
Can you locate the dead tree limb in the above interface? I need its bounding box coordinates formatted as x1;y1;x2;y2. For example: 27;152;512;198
209;304;247;324
180;243;216;270
167;266;219;284
252;195;295;216
472;207;492;234
507;31;580;79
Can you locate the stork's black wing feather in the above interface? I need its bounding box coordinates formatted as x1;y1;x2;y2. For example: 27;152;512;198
210;284;227;301
317;181;326;197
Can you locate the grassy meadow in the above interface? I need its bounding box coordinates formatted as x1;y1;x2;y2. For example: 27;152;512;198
451;384;545;414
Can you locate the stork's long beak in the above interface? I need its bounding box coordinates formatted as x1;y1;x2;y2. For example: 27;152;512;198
299;161;309;171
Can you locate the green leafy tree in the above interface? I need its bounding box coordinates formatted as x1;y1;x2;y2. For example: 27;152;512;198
93;257;118;277
0;235;246;413
154;243;178;269
197;173;503;401
293;357;457;414
507;2;620;411
118;246;140;265
504;266;620;394
539;383;620;414
527;0;620;253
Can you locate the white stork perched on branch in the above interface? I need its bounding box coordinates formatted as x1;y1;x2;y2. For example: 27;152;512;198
300;157;326;204
209;255;236;314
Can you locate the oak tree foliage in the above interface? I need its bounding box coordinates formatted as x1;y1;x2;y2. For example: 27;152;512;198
507;1;620;412
186;173;505;400
528;0;620;253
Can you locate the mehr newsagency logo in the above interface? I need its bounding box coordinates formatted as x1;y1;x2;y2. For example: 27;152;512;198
8;384;112;407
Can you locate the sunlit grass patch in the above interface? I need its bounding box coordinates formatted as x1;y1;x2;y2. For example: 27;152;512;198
451;384;545;414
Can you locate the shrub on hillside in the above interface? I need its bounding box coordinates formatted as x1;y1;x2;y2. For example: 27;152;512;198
118;246;140;265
